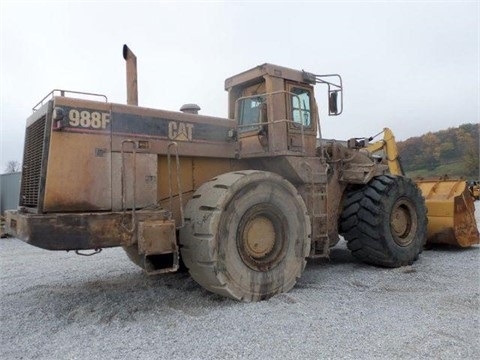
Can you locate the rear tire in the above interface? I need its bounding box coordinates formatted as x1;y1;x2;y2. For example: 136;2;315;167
340;175;427;267
179;170;311;301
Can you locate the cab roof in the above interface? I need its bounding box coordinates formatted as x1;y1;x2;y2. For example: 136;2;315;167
224;63;313;90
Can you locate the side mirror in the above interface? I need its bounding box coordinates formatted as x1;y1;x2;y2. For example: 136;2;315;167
329;91;339;115
302;72;343;116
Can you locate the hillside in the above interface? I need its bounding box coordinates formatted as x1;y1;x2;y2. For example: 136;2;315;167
396;123;479;178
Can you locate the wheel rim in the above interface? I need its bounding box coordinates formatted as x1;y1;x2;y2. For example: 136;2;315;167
237;204;287;271
390;197;418;247
243;216;276;258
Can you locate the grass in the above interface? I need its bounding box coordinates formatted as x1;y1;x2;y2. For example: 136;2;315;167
405;162;471;179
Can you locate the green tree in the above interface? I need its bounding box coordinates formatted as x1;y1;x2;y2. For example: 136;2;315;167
422;132;441;170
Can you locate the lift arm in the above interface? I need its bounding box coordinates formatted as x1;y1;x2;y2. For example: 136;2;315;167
365;128;404;176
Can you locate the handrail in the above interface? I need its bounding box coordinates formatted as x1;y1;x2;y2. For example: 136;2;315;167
120;140;137;234
32;89;108;111
167;142;185;229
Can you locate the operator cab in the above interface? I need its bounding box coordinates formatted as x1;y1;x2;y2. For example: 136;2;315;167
225;63;342;158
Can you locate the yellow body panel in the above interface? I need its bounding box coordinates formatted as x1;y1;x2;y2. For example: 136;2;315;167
157;156;248;224
45;131;112;212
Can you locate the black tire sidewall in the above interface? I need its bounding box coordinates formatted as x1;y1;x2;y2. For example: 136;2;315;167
342;175;427;267
375;177;426;263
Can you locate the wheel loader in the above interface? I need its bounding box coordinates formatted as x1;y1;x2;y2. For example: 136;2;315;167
5;45;475;301
363;128;479;248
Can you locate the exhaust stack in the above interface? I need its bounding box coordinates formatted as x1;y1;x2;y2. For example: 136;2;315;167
123;44;138;106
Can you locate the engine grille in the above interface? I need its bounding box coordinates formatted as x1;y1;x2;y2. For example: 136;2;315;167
20;115;47;208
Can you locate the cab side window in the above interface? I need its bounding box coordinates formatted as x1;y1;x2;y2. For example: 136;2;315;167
238;96;266;132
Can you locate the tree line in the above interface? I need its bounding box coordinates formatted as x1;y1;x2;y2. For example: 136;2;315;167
397;123;479;178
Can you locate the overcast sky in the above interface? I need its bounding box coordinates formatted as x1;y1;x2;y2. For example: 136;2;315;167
1;1;478;171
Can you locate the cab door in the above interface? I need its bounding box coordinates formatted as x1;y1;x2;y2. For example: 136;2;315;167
235;81;270;156
286;82;317;156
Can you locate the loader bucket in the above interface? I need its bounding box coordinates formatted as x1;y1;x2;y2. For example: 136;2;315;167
415;178;479;247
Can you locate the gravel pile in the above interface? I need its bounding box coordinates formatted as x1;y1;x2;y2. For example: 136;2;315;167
1;204;479;360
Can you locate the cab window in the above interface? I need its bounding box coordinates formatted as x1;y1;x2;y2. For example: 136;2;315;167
291;88;311;127
238;96;266;132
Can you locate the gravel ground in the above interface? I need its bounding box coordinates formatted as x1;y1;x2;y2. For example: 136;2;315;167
1;204;479;360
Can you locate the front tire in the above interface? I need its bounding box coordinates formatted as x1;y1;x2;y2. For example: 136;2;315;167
179;170;311;301
340;175;427;267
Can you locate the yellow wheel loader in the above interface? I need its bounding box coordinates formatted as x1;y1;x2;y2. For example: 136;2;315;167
363;128;479;247
6;46;436;301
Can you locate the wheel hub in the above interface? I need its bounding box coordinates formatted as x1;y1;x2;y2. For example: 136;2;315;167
390;198;417;246
243;216;275;258
237;204;287;271
392;207;409;236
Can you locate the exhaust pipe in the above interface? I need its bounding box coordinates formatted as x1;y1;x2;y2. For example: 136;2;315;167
123;44;138;106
